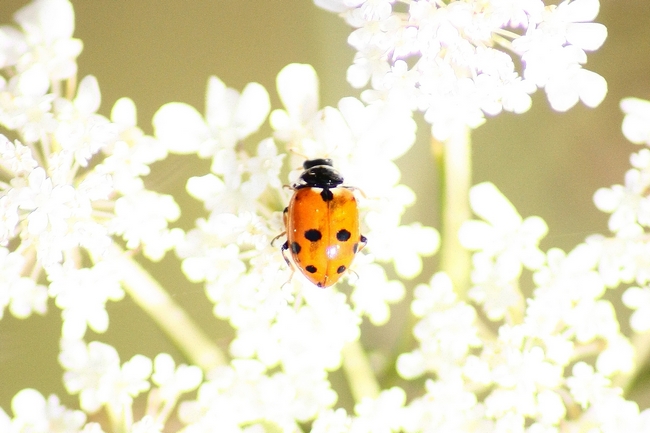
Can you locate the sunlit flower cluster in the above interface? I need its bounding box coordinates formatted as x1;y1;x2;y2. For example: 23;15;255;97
593;97;650;336
389;176;649;431
0;0;181;339
315;0;607;139
3;1;650;433
151;61;438;429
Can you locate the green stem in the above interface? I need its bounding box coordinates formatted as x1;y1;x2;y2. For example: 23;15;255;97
616;332;650;395
107;244;227;371
342;340;380;403
433;128;472;299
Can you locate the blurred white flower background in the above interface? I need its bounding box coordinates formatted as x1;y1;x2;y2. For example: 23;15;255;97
1;0;650;432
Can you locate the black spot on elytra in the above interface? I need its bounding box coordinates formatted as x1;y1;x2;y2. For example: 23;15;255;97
320;188;334;201
337;229;351;242
291;242;301;254
306;265;317;273
304;229;322;242
337;265;346;274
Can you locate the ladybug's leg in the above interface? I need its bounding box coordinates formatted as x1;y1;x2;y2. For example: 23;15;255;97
343;185;367;198
279;240;296;284
271;231;286;247
270;207;289;247
279;242;304;311
357;234;368;253
280;241;292;267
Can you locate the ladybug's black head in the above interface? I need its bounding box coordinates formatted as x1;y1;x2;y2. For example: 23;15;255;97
299;159;344;188
303;158;333;170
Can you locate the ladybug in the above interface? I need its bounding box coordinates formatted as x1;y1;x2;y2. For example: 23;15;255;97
279;158;367;288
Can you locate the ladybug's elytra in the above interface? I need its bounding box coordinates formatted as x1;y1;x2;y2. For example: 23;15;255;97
279;158;367;288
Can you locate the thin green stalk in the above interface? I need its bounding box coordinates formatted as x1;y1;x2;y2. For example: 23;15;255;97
433;127;472;299
108;244;227;371
342;340;380;403
616;332;650;396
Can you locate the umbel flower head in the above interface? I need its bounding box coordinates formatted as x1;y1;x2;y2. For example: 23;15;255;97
5;0;650;433
0;0;181;337
153;62;439;366
315;0;608;139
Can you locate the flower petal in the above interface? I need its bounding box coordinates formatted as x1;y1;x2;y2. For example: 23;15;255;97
566;22;607;51
233;82;270;139
469;182;522;228
153;102;210;154
276;63;319;124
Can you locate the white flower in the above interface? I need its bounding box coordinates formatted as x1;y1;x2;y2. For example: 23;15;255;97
1;0;83;80
526;244;606;353
533;244;604;303
577;394;650;433
594;163;650;233
476;337;569;430
48;261;124;339
0;78;174;342
621;97;650;146
0;1;182;341
3;163;113;268
397;273;480;379
151;353;202;401
60;340;120;412
402;376;483;433
0;247;48;319
468;253;524;321
184;139;284;215
310;408;352;433
366;220;439;279
350;387;406;433
8;388;86;433
460;182;547;319
596;334;634;376
130;416;162;433
350;262;404;325
623;285;650;332
564;299;617;343
461;182;548;274
60;340;152;413
270;63;320;144
153;76;270;158
99;97;168;194
80;423;106;433
54;75;118;167
5;271;48;319
316;0;607;138
587;234;645;288
110;189;183;261
565;361;614;409
262;289;361;374
178;360;335;432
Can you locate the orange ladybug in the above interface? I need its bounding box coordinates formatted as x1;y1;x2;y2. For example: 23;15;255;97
280;158;367;288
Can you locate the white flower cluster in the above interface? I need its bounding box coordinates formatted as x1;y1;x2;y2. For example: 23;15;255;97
1;340;202;433
592;97;650;335
151;62;438;430
460;182;548;321
384;178;649;432
5;0;650;433
315;0;608;140
0;0;181;336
